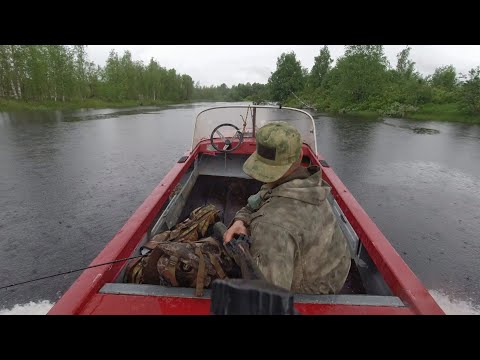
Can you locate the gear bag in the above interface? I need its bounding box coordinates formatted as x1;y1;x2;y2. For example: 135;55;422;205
124;204;241;296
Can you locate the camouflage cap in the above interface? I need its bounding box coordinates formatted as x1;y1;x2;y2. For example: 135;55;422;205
243;121;302;183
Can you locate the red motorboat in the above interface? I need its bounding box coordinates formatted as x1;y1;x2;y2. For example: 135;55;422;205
48;105;444;315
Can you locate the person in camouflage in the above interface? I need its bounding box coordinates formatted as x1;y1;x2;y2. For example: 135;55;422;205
224;121;351;295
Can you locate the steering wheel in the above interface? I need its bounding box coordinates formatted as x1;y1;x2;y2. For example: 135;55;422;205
210;123;244;153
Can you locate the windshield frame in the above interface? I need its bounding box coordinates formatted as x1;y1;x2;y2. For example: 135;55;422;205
192;105;317;154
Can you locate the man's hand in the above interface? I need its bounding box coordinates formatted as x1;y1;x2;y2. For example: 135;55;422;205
224;220;248;243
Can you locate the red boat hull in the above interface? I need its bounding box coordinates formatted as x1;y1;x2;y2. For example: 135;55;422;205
48;139;444;315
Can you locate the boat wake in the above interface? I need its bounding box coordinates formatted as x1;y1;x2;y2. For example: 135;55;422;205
0;300;54;315
429;290;480;315
0;290;478;315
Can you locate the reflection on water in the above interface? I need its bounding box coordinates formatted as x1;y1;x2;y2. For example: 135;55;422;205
0;104;479;312
0;102;220;308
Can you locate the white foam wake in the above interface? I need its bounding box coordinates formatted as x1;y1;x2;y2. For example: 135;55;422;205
0;291;478;315
0;300;55;315
429;290;480;315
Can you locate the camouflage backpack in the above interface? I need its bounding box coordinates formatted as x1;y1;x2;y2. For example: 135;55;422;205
124;204;241;296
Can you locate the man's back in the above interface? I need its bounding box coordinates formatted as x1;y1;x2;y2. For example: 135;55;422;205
236;166;351;294
225;121;351;295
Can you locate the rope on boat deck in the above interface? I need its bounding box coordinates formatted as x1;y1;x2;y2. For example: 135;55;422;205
0;254;147;291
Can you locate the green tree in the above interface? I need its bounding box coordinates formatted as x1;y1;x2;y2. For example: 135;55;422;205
3;45;27;99
103;49;124;100
181;74;194;100
460;67;480;114
146;58;161;101
430;65;457;91
86;62;101;98
73;45;89;99
396;46;416;79
268;52;305;102
0;45;199;105
308;46;333;89
326;45;389;110
46;45;76;102
380;47;431;107
24;45;49;100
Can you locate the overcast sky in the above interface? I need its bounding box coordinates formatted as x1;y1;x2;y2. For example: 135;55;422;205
86;45;480;87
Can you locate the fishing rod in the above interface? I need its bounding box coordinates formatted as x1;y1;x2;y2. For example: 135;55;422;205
0;254;147;291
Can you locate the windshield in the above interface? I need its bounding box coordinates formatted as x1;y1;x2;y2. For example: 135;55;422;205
192;106;317;153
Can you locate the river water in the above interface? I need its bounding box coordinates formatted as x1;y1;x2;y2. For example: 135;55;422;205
1;102;479;314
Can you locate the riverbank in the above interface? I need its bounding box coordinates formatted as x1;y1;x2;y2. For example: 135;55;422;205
326;103;480;124
0;99;191;112
3;98;479;125
407;103;480;124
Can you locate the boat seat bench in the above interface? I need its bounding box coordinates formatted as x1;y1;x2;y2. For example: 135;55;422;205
99;283;405;307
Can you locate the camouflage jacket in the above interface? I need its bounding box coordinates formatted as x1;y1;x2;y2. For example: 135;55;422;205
233;166;351;295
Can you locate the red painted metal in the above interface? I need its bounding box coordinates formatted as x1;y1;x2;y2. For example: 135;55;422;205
79;294;212;315
48;138;444;315
295;303;414;315
78;294;413;315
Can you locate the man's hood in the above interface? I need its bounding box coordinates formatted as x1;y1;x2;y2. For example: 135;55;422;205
268;167;329;205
